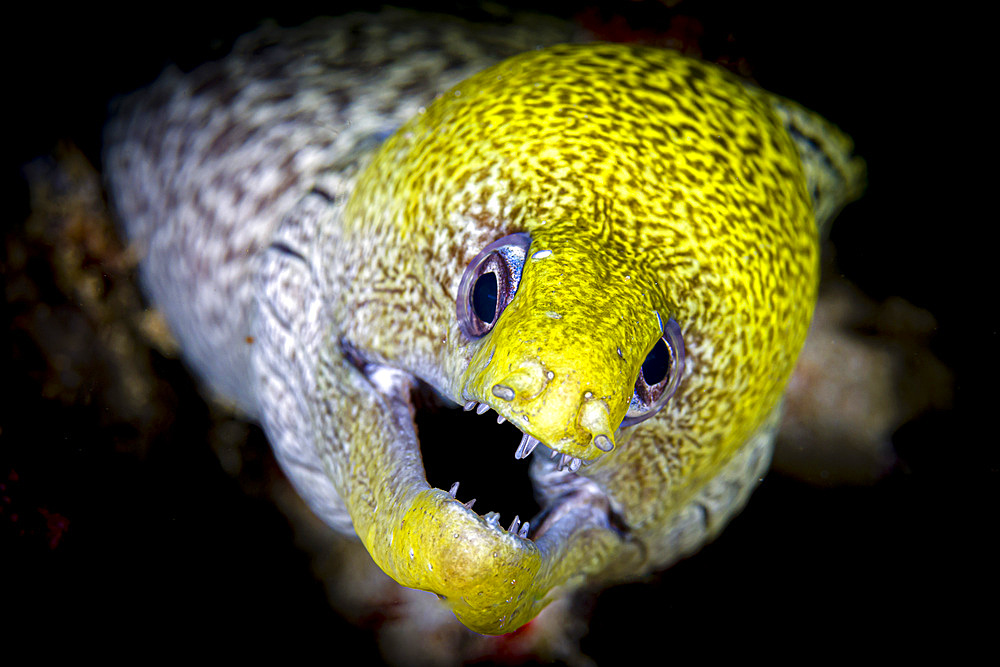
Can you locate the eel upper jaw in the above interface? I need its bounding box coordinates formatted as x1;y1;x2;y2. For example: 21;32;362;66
461;396;593;473
351;357;627;634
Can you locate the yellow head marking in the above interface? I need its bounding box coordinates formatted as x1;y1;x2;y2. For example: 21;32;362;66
341;42;820;631
347;43;816;461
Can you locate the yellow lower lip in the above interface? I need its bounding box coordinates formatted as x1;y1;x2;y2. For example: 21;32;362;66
361;485;545;633
341;403;623;634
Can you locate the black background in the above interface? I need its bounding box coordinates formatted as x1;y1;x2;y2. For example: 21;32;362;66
5;1;992;662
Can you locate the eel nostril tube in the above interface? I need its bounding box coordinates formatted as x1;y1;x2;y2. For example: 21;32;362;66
578;397;616;452
593;434;614;452
492;384;515;401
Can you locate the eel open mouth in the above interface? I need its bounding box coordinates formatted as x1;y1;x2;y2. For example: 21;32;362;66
347;359;628;635
416;383;625;546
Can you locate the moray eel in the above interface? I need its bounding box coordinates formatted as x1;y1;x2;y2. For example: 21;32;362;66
104;10;864;634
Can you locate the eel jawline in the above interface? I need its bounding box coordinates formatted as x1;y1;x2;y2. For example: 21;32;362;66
344;366;624;634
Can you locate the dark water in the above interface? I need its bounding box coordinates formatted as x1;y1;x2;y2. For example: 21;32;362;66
5;1;990;662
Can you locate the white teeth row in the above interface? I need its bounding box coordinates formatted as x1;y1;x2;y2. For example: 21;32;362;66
464;400;587;470
515;433;540;460
548;448;585;472
559;453;584;472
448;482;476;509
447;481;529;539
465;400;507;424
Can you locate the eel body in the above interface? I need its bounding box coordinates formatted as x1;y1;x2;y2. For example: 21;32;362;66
104;10;864;634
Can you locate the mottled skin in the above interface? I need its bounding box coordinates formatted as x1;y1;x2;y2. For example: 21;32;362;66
105;11;863;635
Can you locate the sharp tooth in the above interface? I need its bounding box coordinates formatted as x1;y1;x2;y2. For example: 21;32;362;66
463;498;476;510
554;452;584;471
514;433;540;460
448;482;459;498
463;401;477;412
496;414;506;425
550;449;559;459
508;515;521;534
518;522;530;539
476;403;490;415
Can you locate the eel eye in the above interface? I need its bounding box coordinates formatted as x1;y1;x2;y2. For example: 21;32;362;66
622;317;685;428
457;232;531;339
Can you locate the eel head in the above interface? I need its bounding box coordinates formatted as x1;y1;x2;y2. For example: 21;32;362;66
329;225;686;635
320;43;816;634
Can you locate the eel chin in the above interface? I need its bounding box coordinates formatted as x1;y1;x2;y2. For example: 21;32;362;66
346;368;626;634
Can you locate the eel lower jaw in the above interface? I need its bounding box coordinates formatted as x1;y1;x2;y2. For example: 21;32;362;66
346;373;626;634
